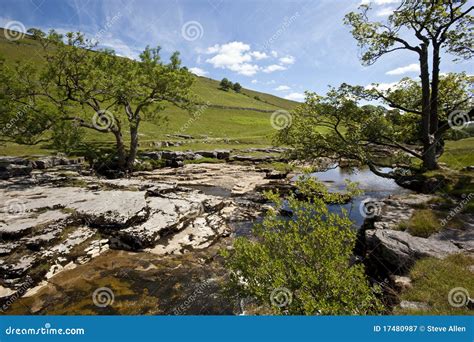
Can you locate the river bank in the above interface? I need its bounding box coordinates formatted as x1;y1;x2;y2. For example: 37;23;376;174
0;152;472;314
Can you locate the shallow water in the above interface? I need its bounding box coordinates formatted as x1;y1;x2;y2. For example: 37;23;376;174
309;166;412;227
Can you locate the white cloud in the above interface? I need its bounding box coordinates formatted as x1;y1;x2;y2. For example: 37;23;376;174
275;85;291;91
204;41;292;76
386;63;418;75
250;51;269;60
365;82;399;91
205;41;261;76
206;41;252;66
376;7;394;16
284;92;305;101
279;56;295;65
234;63;260;76
251;79;258;84
189;67;208;76
262;64;287;73
360;0;399;5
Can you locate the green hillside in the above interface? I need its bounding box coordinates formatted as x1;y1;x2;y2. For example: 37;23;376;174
0;28;298;155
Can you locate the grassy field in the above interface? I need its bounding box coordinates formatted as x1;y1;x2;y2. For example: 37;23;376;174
439;138;474;170
395;254;474;315
0;29;298;156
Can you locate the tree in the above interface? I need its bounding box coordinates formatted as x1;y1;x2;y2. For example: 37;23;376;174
344;0;473;170
26;28;63;49
219;78;233;91
233;82;242;93
0;32;194;171
222;177;383;315
277;75;472;178
26;28;46;40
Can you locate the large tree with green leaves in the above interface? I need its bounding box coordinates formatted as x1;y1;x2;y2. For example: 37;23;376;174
344;0;473;170
277;74;472;178
0;31;194;171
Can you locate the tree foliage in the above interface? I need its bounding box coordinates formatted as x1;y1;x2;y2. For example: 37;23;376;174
0;31;195;171
277;73;472;178
219;78;233;91
222;177;383;315
344;0;473;170
233;82;242;93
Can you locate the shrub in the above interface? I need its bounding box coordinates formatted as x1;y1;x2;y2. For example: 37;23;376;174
219;78;232;91
233;82;242;93
222;177;383;315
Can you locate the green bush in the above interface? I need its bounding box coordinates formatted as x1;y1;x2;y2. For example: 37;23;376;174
222;177;383;315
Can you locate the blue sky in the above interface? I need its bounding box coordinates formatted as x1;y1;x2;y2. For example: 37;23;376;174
1;0;472;101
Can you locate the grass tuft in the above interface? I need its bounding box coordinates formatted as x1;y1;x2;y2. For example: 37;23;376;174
397;209;441;238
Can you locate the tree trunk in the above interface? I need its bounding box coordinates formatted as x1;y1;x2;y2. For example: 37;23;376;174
113;129;127;170
431;44;443;160
419;45;438;170
126;120;140;171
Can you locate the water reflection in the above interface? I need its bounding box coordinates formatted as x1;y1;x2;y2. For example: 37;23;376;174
309;166;411;227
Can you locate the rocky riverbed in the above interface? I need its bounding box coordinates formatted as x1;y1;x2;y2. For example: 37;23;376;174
0;161;290;314
0;155;472;314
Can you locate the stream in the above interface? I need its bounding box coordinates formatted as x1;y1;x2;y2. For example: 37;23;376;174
309;166;412;227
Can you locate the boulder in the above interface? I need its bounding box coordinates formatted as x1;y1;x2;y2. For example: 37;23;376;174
0;210;70;240
0;157;33;179
33;158;54;169
399;300;431;311
69;191;148;228
215;150;230;160
365;229;460;274
0;164;33;179
113;192;219;250
0;255;37;278
140;151;162;160
265;170;288;179
0;157;31;166
195;150;218;159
